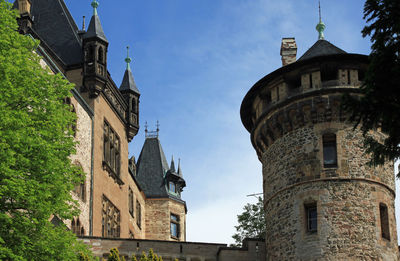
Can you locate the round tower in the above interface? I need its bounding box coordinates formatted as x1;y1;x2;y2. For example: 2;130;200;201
240;36;399;260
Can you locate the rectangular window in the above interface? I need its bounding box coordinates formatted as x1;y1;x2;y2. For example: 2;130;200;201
129;188;134;217
323;133;337;168
101;196;120;238
305;204;317;233
103;121;120;176
136;200;141;229
169;181;176;193
380;203;390;240
170;213;180;239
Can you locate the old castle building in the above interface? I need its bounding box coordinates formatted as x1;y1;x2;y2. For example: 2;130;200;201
14;0;399;260
240;17;400;260
14;0;187;242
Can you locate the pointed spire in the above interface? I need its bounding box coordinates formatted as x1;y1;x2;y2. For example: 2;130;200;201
84;0;108;42
316;1;326;40
125;46;132;70
170;156;176;172
177;158;183;177
120;46;140;93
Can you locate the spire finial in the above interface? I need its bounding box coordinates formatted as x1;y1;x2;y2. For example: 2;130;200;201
145;121;148;135
125;46;132;70
156;120;160;137
91;0;99;16
82;16;86;31
316;0;326;40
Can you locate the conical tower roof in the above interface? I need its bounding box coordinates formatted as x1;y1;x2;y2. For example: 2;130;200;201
136;137;170;198
120;47;140;94
84;0;107;42
298;40;346;61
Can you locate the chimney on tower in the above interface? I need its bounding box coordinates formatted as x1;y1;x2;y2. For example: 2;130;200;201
280;38;297;66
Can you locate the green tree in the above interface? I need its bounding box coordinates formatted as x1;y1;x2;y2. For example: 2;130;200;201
232;197;265;247
108;248;121;261
343;0;400;171
0;1;90;260
131;249;164;261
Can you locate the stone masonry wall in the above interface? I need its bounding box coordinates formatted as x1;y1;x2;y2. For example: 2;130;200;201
262;123;398;260
66;92;92;235
145;199;186;241
82;237;265;261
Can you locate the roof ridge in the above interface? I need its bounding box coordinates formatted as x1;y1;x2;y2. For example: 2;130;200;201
57;0;82;45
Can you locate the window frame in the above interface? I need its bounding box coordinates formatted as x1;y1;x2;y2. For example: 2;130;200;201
170;213;180;239
380;203;390;241
101;196;121;238
305;203;317;233
128;187;134;218
136;200;141;229
323;133;338;168
103;120;121;177
169;181;176;193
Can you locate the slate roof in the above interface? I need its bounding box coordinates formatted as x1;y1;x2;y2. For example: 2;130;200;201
84;14;108;43
119;68;140;94
298;39;346;61
136;137;170;198
14;0;83;66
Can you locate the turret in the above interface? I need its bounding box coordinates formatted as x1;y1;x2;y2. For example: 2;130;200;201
119;46;140;141
15;0;33;34
240;8;399;260
165;157;186;197
82;0;108;98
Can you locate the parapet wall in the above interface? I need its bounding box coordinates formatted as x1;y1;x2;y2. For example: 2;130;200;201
81;237;265;261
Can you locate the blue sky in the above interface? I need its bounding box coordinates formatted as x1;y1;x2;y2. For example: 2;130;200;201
60;0;399;244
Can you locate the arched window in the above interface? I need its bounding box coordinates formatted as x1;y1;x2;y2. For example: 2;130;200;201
132;99;137;113
86;45;94;61
98;47;104;63
71;217;84;236
323;133;337;168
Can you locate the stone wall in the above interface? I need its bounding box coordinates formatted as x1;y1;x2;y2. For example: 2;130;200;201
262;123;398;260
145;198;186;241
82;237;265;261
68;95;93;235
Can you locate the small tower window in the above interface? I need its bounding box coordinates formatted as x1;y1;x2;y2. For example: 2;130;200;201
128;187;134;217
323;133;337;168
98;47;104;63
136;200;141;229
380;203;390;240
87;45;94;61
169;181;176;193
170;213;180;239
305;203;317;233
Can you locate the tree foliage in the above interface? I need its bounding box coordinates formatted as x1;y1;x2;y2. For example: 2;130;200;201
232;197;265;246
343;0;400;171
0;1;91;259
131;248;166;261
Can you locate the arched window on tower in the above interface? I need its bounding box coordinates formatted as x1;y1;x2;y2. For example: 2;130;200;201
86;45;94;62
132;99;137;114
98;47;104;63
323;133;337;168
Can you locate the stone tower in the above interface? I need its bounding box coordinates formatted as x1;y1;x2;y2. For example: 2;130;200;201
240;28;399;260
